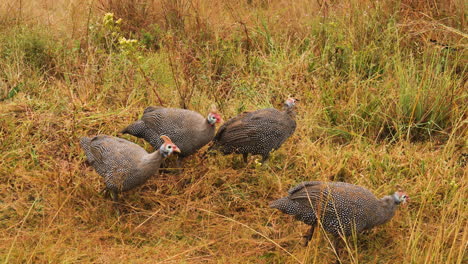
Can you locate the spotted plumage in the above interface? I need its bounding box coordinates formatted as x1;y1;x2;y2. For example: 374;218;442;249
270;181;409;241
210;98;297;163
80;135;180;200
121;107;222;158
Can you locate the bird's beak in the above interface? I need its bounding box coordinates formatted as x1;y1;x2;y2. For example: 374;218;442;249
401;197;410;207
405;197;410;205
173;146;181;153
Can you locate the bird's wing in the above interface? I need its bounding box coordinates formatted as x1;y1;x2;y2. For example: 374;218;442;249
288;182;341;215
143;106;163;115
214;108;292;146
214;111;251;141
140;107;166;132
289;183;325;201
88;136;145;174
141;107;204;131
288;181;323;195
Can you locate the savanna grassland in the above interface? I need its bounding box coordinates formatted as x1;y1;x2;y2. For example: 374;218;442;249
0;0;466;263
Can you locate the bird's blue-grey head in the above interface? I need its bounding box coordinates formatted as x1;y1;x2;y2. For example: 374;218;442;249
207;112;222;125
393;191;410;205
284;97;298;108
159;135;181;157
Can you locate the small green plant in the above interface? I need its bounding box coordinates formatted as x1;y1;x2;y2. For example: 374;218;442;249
89;12;120;51
118;37;140;57
91;12;141;56
140;24;163;50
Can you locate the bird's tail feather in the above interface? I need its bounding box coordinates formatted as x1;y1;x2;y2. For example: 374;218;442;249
79;137;92;151
269;197;300;215
120;120;144;137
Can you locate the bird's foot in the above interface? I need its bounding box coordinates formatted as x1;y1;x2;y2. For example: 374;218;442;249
302;226;315;246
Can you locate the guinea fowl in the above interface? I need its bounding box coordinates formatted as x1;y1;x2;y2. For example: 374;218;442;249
270;181;409;262
210;98;297;163
121;106;222;159
80;135;180;201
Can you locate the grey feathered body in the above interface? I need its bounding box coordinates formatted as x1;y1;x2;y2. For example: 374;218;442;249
80;135;163;192
270;181;399;237
122;107;215;157
212;107;296;160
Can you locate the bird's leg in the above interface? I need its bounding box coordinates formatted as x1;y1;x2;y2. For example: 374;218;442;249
110;190;119;203
361;229;372;235
242;153;248;163
331;237;343;264
302;225;315;246
109;189;119;206
110;190;121;216
261;154;270;165
159;159;169;173
175;155;184;170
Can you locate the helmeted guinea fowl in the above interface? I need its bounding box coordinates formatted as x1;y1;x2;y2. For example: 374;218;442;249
270;181;409;250
121;106;222;158
80;135;180;201
210;98;297;163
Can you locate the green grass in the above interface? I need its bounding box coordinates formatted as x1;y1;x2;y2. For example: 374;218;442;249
0;0;467;263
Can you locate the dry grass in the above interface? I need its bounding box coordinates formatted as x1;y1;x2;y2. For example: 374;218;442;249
0;0;467;263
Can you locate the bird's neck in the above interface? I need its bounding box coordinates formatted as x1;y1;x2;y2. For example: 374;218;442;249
204;118;218;133
206;118;216;127
374;195;398;226
140;150;163;174
283;106;296;119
